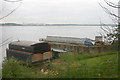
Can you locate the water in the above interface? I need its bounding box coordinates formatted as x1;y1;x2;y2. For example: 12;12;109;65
2;26;102;41
0;26;102;64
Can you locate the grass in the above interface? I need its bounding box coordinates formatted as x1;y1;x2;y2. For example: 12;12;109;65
2;57;44;78
2;51;118;78
0;69;1;79
44;52;118;78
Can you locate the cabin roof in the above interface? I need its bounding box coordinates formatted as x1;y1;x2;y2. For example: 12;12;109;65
10;41;45;47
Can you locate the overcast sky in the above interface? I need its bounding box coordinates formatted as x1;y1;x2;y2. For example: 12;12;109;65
0;0;119;24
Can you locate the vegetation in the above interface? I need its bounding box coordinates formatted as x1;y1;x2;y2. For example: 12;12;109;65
2;51;118;78
99;0;119;44
2;57;44;78
0;69;1;79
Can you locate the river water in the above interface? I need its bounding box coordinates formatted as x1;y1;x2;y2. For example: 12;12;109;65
0;26;102;67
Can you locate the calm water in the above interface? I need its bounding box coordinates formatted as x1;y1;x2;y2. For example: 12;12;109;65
2;26;102;41
0;26;102;66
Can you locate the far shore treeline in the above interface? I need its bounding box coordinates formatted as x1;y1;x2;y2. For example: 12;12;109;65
0;23;116;26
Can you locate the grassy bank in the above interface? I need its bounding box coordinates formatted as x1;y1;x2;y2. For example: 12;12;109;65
2;51;118;78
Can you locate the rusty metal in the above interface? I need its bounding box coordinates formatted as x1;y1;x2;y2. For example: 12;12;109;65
6;41;53;63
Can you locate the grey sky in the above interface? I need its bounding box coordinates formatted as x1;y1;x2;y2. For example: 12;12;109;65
1;0;118;24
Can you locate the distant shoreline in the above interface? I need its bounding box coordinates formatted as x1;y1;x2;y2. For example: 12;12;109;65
0;23;116;26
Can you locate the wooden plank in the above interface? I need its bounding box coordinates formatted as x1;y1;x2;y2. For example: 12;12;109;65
32;53;43;62
43;51;53;60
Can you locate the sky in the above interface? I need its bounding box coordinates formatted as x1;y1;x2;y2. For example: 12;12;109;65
0;0;119;24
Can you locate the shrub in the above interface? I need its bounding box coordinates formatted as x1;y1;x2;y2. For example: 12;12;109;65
2;57;43;78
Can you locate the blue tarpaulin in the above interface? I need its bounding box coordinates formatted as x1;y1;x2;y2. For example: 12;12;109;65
84;41;93;46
